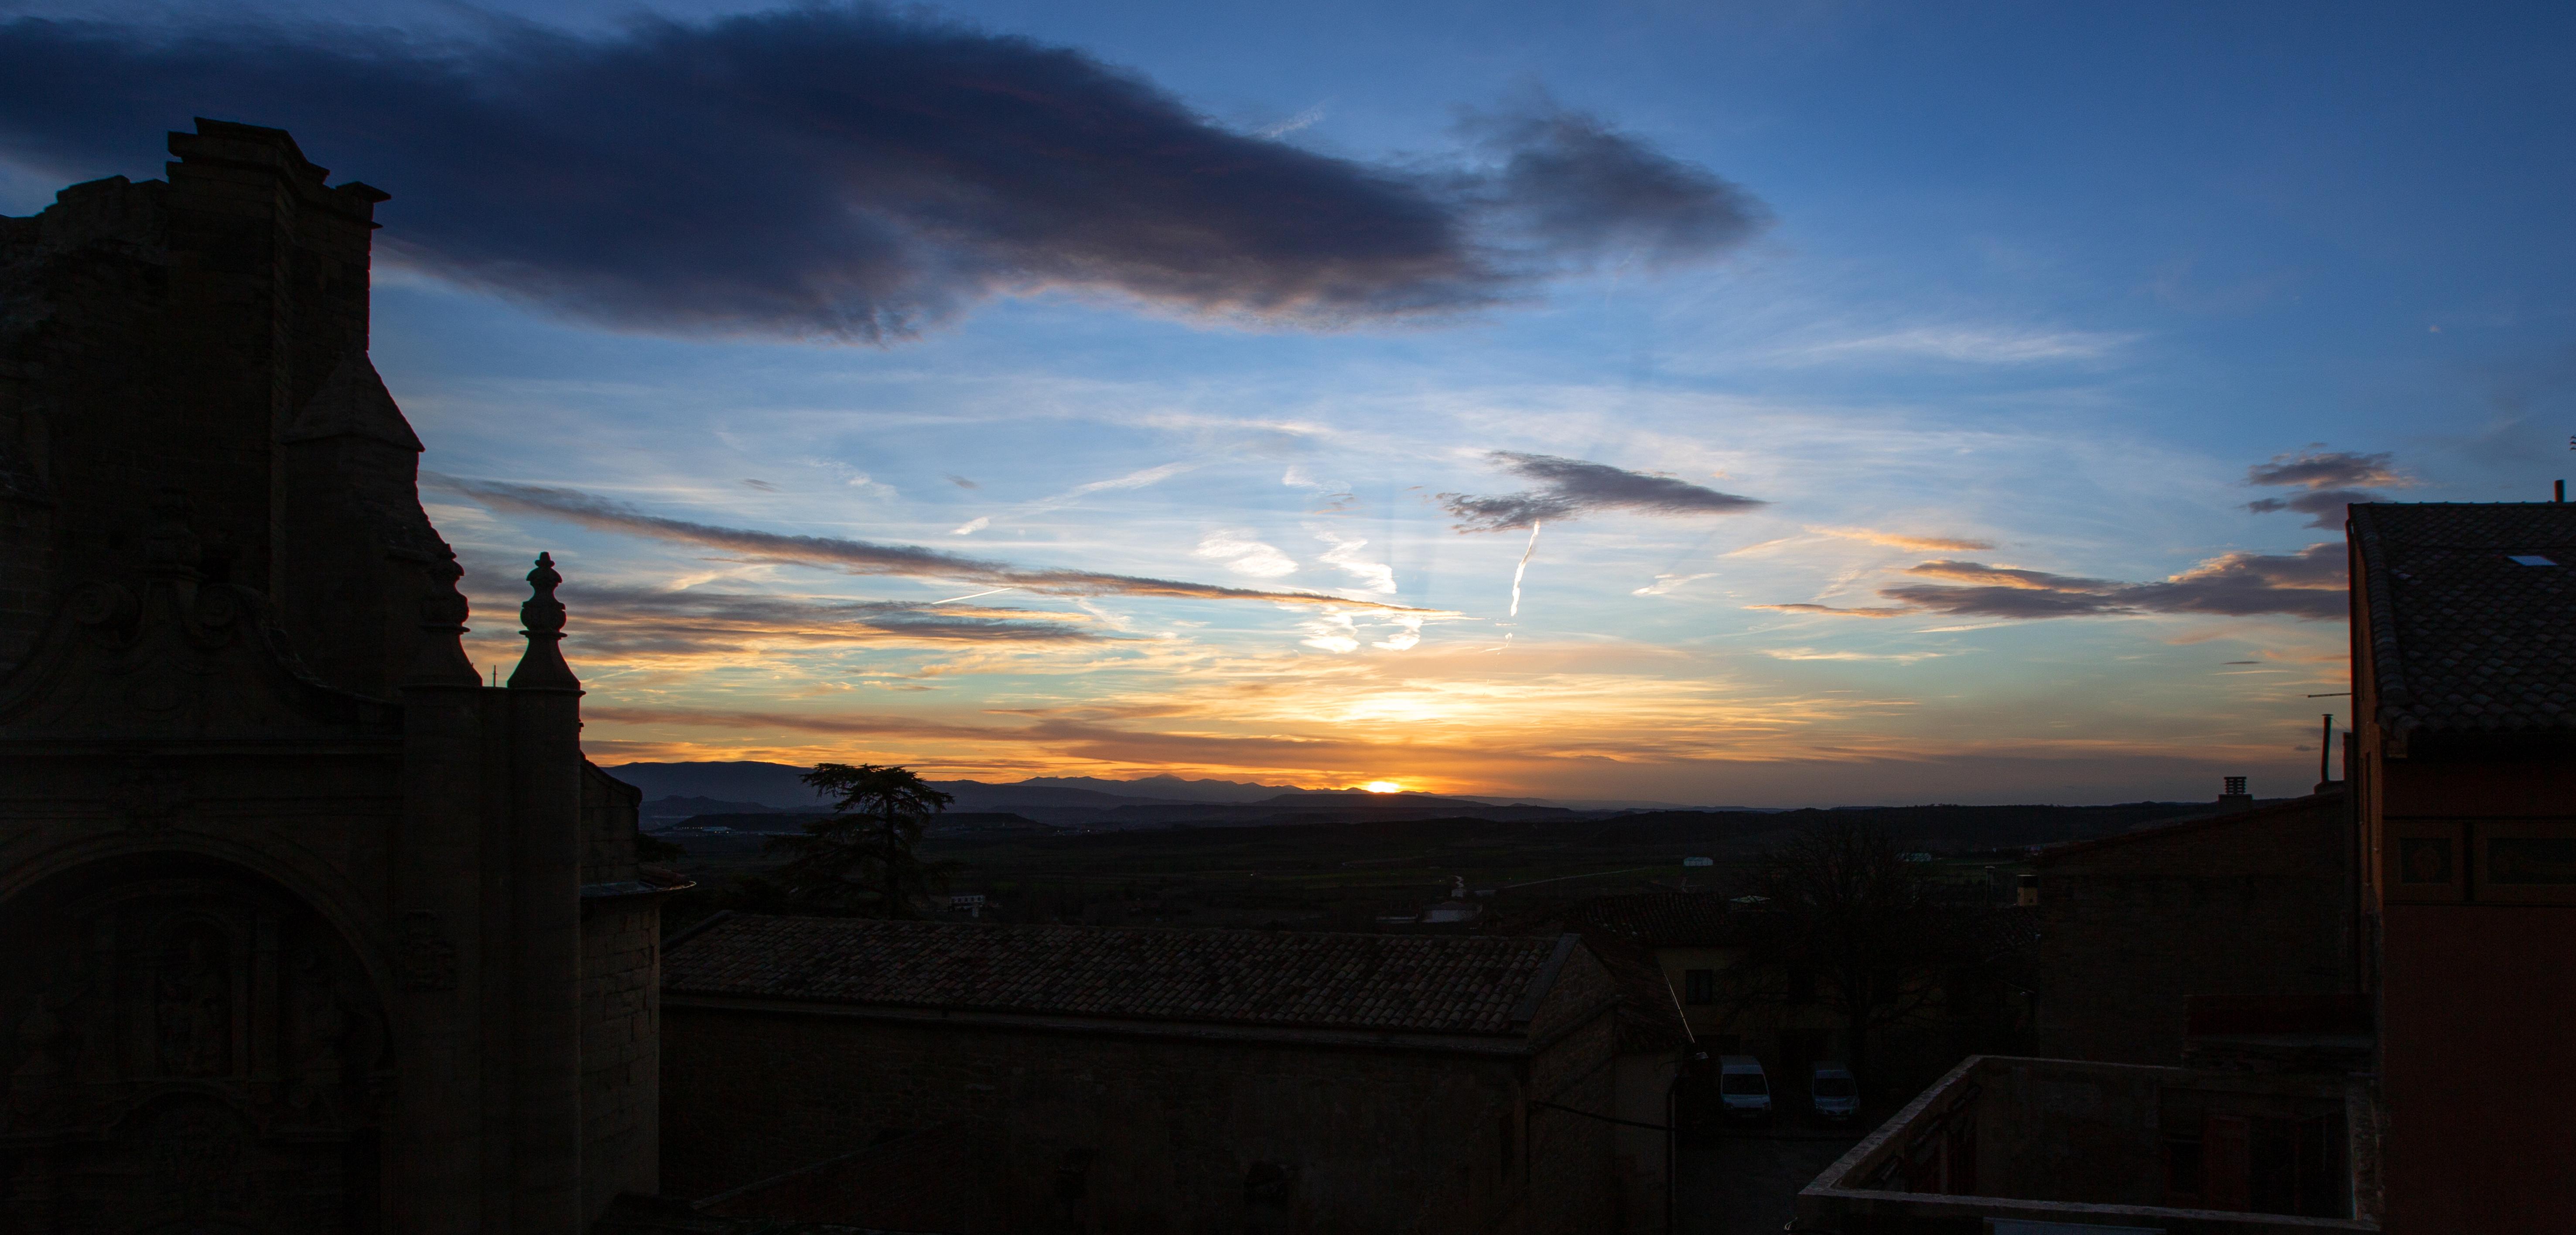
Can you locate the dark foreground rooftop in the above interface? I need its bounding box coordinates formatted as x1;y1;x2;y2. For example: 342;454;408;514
2352;501;2576;739
665;912;1581;1036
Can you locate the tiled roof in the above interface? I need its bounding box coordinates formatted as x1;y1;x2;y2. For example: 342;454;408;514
2351;503;2576;736
664;914;1576;1037
1582;936;1694;1053
2032;791;2344;864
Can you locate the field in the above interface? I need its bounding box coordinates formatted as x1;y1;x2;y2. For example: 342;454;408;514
653;799;2221;933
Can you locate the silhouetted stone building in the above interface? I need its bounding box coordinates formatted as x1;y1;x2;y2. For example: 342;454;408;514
2028;791;2360;1066
660;914;1624;1233
0;121;673;1232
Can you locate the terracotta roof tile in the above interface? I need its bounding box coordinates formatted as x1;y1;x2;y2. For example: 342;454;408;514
665;914;1572;1036
2352;502;2576;737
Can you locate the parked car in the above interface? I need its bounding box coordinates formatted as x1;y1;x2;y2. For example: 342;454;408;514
1717;1055;1772;1122
1810;1064;1859;1122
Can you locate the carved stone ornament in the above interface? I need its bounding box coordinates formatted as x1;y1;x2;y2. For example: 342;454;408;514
0;506;399;741
0;860;389;1230
109;757;188;830
396;911;458;992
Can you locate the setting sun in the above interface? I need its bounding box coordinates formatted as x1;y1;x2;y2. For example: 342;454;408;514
1362;781;1404;794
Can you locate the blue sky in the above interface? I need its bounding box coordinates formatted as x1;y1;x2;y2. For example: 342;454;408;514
5;0;2569;802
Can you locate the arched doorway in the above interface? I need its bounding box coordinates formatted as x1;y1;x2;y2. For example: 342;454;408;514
0;854;389;1233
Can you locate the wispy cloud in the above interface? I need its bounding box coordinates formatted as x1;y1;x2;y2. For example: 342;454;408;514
0;12;1766;339
1632;571;1717;596
1254;102;1329;139
1768;327;2134;366
1313;528;1396;594
431;474;1436;611
1439;451;1765;532
953;460;1199;535
1194;529;1299;578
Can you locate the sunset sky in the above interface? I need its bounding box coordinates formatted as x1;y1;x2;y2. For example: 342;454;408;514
5;1;2570;803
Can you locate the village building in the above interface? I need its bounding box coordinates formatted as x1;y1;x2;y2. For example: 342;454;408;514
2027;789;2362;1067
658;913;1627;1233
2348;500;2576;1231
1794;1054;2378;1232
0;122;675;1232
1797;498;2576;1231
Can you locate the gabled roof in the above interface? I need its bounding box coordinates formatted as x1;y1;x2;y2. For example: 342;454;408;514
2352;502;2576;738
2031;791;2344;865
664;914;1581;1037
1582;935;1695;1054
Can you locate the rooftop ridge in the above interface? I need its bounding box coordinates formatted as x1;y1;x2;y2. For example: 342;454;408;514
666;914;1577;1037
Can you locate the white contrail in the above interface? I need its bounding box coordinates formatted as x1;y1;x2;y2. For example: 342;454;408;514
1507;521;1543;618
929;586;1017;605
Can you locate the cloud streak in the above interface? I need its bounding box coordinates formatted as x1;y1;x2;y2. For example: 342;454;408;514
432;474;1438;612
1440;451;1765;532
1770;327;2132;366
2246;449;2405;491
547;583;1110;658
1810;526;1997;553
955;461;1199;535
1757;543;2345;622
2244;448;2412;528
0;8;1766;339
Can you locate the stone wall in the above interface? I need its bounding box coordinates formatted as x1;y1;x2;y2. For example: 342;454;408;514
582;898;662;1216
2031;795;2354;1065
582;761;643;886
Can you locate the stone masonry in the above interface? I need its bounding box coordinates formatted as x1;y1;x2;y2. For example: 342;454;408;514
0;120;677;1234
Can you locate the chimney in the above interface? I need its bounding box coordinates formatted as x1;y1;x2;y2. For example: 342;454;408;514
2218;775;2254;812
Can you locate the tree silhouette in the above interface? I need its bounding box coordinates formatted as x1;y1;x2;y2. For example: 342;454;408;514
766;763;959;918
1715;819;1997;1093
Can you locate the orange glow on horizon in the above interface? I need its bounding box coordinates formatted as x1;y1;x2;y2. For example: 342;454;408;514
1362;780;1403;793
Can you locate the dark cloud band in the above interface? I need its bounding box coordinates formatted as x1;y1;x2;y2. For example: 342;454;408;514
2247;450;2404;491
1756;543;2345;622
1439;451;1765;532
432;474;1439;612
514;579;1110;658
2244;448;2410;528
0;8;1766;339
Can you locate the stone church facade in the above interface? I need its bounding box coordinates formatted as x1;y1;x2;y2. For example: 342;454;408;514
0;120;671;1233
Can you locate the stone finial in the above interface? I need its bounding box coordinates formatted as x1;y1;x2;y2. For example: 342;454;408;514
405;556;480;688
504;552;580;690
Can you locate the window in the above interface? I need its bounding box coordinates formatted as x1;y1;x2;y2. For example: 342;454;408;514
2164;1133;2204;1200
1684;968;1715;1005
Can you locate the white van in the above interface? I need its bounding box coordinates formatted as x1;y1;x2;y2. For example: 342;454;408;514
1810;1064;1859;1121
1716;1055;1771;1122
